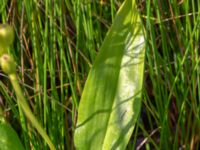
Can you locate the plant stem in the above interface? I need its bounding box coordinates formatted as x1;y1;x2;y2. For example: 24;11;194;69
8;73;56;150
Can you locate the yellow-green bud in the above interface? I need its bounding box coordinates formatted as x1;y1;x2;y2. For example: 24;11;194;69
0;54;16;75
0;24;14;48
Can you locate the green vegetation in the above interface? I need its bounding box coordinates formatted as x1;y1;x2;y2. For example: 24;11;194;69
0;123;25;150
0;24;55;149
0;0;199;150
75;0;145;149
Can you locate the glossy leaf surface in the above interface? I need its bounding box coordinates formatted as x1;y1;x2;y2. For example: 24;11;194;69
74;0;145;149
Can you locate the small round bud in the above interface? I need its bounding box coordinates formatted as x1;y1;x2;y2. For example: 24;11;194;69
0;54;16;75
0;24;14;48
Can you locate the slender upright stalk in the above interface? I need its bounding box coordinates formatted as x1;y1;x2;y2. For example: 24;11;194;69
0;24;56;150
10;73;56;149
1;55;56;150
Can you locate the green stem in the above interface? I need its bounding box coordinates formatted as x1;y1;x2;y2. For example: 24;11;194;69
8;74;56;150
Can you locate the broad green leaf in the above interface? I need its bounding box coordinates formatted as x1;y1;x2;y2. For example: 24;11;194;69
74;0;145;149
0;123;25;150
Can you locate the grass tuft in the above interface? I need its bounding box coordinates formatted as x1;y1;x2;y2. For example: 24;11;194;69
0;0;199;149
